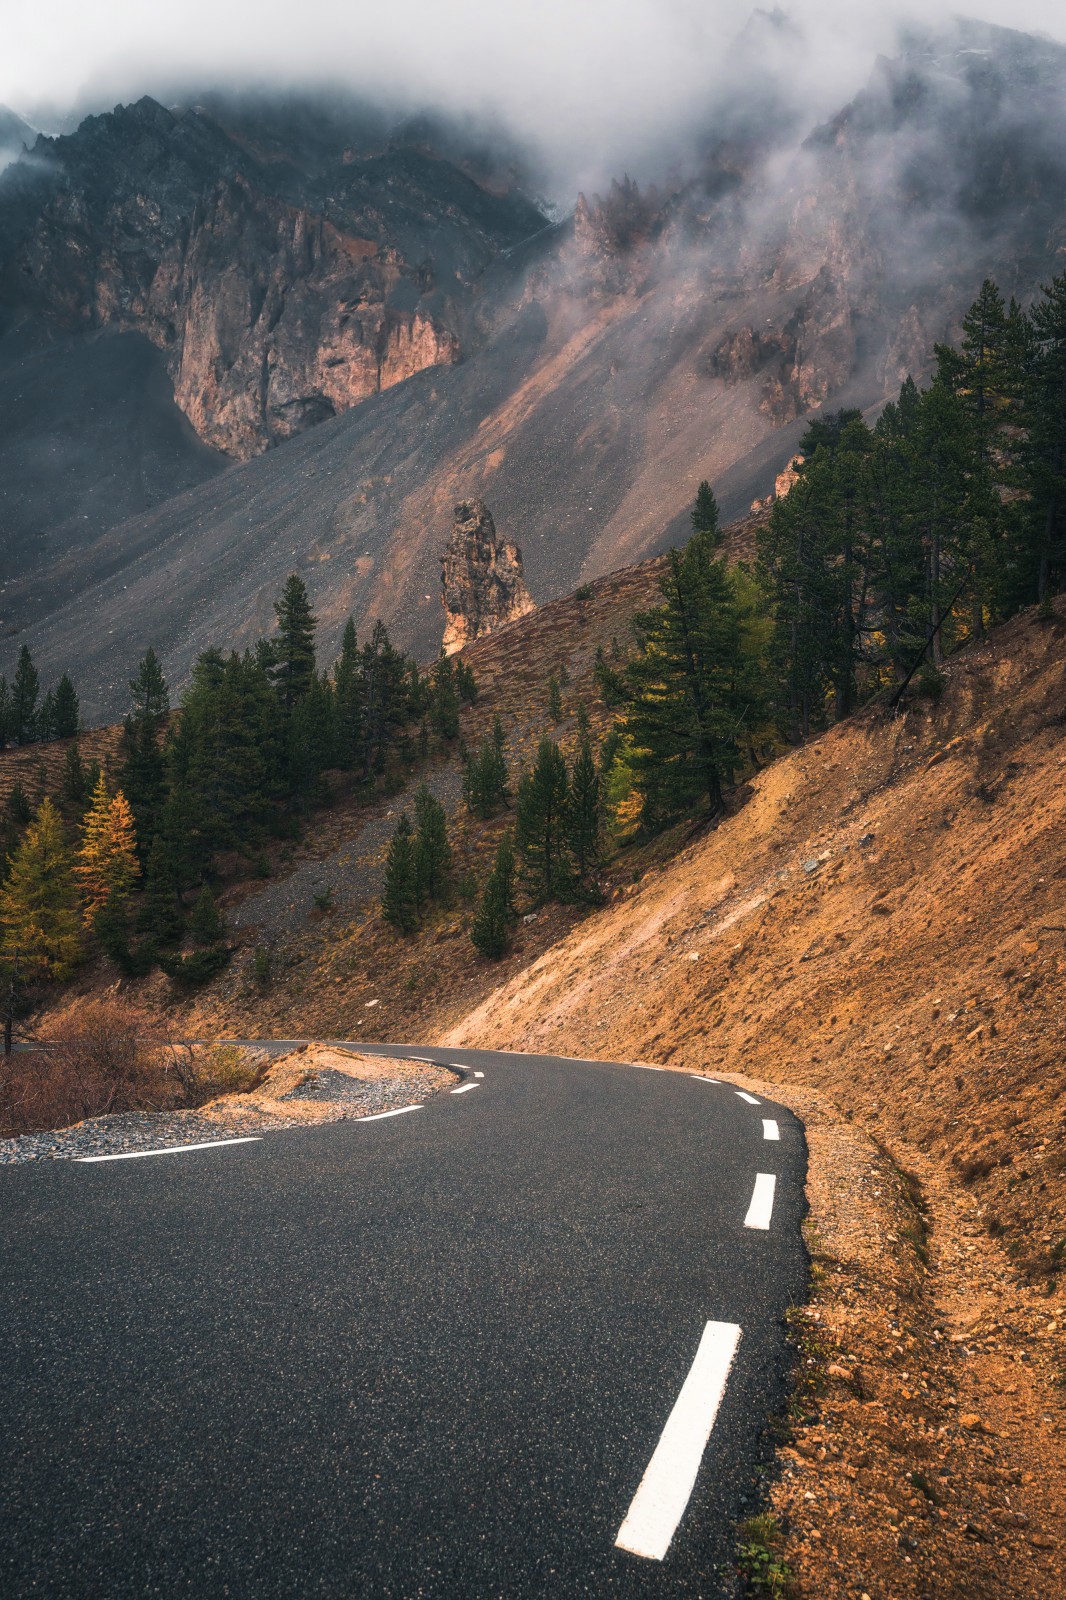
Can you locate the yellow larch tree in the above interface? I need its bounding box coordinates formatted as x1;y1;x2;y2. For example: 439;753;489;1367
75;775;140;929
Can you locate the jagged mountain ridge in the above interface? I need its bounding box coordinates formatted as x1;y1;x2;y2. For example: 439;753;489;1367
7;18;1066;718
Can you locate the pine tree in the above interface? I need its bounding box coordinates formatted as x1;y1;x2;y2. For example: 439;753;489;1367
1024;274;1066;606
566;736;602;896
38;690;56;742
455;659;478;705
462;718;509;819
470;832;518;958
333;618;364;771
7;783;31;827
52;675;79;739
0;798;81;979
129;647;170;723
624;534;760;820
121;649;169;856
272;574;317;706
692;480;721;545
547;673;564;723
0;676;10;747
359;621;411;775
138;837;184;945
381;813;419;934
413;784;451;905
9;646;39;745
430;652;460;740
189;887;225;947
60;744;89;809
75;775;140;929
515;739;570;903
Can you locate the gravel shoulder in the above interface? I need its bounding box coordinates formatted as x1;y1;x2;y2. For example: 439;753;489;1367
735;1071;1066;1600
0;1046;455;1164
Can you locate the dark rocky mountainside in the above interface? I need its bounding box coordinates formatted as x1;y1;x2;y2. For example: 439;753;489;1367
0;93;544;457
0;93;545;612
7;19;1066;717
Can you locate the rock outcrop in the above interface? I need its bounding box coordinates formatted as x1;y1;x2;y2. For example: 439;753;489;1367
0;96;545;458
441;500;535;654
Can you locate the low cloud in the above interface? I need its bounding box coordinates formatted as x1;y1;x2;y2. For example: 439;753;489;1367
4;1;1066;196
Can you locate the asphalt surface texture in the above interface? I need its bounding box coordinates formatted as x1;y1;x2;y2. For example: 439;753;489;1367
0;1046;808;1599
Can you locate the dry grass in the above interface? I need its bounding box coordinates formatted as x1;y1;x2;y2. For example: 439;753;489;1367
0;1000;262;1134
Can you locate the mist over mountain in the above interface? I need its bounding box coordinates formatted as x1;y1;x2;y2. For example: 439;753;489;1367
4;13;1066;715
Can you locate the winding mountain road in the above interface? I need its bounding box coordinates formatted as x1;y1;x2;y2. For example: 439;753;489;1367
0;1047;807;1598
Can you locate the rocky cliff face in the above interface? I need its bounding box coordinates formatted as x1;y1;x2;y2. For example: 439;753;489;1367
441;500;535;654
0;96;545;457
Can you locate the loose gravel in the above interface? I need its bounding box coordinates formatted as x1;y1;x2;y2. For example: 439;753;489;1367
0;1059;449;1165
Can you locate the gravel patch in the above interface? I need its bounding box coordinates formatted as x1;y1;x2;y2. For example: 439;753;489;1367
232;766;465;940
0;1058;450;1165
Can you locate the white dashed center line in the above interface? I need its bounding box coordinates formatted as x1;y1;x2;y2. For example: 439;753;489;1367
77;1137;262;1163
473;1071;485;1079
744;1173;777;1230
762;1119;780;1141
615;1320;743;1562
451;1083;480;1095
360;1105;423;1122
735;1091;761;1106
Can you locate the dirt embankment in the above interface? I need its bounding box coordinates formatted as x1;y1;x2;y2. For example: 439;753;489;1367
442;600;1066;1597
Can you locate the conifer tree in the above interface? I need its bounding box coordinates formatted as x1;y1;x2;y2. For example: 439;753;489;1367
272;574;317;705
382;812;419;934
60;745;89;809
360;621;410;775
38;690;56;742
0;798;81;979
470;831;518;958
333;618;364;771
413;784;451;905
9;646;38;744
138;837;183;946
0;676;10;746
75;775;140;930
692;480;721;545
189;887;225;947
52;675;79;739
455;659;478;705
566;735;602;896
430;652;460;740
515;738;570;902
462;717;509;819
1024;273;1066;605
624;534;759;819
121;648;169;856
547;673;564;723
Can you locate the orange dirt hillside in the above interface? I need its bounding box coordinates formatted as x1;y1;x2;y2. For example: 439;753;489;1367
447;600;1066;1282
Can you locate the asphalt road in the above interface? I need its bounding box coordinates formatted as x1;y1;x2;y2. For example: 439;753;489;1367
0;1047;808;1598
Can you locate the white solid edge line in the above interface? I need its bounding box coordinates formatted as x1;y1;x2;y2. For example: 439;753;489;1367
735;1091;761;1106
360;1105;423;1122
744;1173;777;1230
762;1119;780;1141
451;1083;480;1095
615;1320;743;1562
693;1075;720;1084
633;1064;665;1071
77;1137;262;1163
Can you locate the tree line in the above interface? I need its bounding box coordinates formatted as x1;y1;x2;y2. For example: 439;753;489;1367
0;575;475;1020
591;274;1066;827
0;646;79;747
384;705;608;960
